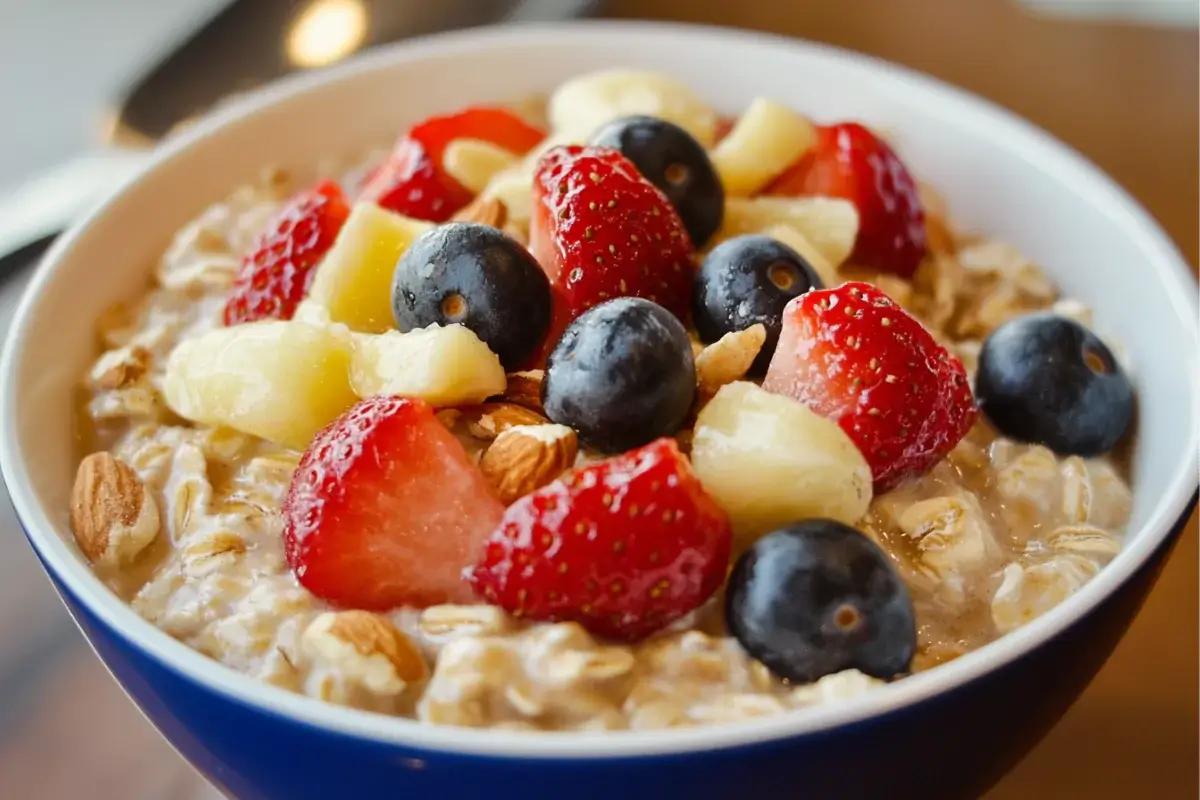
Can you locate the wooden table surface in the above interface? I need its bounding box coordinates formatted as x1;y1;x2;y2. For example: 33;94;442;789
0;1;1195;797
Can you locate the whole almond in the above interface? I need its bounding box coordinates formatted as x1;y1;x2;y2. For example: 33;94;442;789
70;452;160;565
451;196;508;229
496;370;544;414
480;424;577;504
459;402;549;440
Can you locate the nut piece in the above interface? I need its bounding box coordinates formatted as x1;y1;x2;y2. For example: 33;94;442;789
695;325;766;395
451;196;508;229
498;370;544;413
480;423;578;504
70;452;160;566
304;610;428;692
90;345;151;390
460;402;550;440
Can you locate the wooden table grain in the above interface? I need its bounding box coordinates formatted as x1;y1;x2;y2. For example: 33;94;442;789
0;1;1195;797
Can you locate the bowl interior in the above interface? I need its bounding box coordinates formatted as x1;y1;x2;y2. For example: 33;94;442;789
3;22;1197;755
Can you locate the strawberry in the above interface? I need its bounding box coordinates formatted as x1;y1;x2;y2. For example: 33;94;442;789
356;137;472;222
358;106;545;222
283;396;505;611
223;180;350;325
468;438;732;642
765;122;927;278
529;145;695;330
762;282;976;491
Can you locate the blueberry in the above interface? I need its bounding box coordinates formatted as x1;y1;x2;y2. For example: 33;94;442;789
543;297;695;454
692;234;824;374
391;222;551;370
975;313;1134;456
726;520;916;684
590;115;724;247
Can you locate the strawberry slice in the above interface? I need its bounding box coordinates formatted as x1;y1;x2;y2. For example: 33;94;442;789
468;438;732;642
529;145;695;333
410;106;545;163
762;282;976;491
356;137;472;222
358;106;545;222
283;396;505;611
223;180;350;325
766;122;927;278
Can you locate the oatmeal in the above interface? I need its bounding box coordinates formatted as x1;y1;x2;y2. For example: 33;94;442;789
70;70;1134;731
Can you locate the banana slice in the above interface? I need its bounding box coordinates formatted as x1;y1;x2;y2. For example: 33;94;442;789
548;69;718;147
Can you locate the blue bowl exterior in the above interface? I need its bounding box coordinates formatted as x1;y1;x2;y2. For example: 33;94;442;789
20;492;1194;800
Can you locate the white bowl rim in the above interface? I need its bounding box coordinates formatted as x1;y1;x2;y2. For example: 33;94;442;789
2;20;1198;760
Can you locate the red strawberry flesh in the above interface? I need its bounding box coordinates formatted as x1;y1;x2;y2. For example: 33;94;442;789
357;106;544;222
766;122;927;278
283;396;504;610
468;438;732;642
763;281;976;491
529;145;695;335
223;180;349;325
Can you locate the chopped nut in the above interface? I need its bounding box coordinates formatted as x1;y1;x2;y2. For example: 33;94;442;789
459;402;549;440
304;611;428;694
695;325;766;395
480;424;577;503
497;370;544;414
70;452;160;566
90;346;151;390
451;196;508;229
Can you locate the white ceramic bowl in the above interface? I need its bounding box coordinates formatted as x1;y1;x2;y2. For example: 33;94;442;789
2;21;1196;800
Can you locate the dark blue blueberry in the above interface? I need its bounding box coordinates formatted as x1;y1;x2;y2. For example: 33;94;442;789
391;222;551;370
542;297;695;454
975;313;1134;456
590;115;724;247
692;234;824;374
726;519;916;684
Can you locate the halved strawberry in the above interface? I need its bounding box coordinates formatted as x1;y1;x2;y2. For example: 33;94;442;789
283;396;505;610
765;122;927;277
468;438;732;642
762;282;976;491
223;180;350;325
357;106;545;222
529;145;696;348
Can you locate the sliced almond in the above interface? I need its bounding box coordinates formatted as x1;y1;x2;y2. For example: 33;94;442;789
451;195;508;229
496;370;544;413
480;424;577;503
459;402;549;440
90;345;151;390
70;452;160;565
695;325;766;395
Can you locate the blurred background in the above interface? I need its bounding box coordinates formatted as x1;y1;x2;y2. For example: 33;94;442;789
0;0;1195;797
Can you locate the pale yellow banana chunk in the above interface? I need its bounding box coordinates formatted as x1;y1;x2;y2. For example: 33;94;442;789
710;98;816;197
350;325;506;407
548;69;717;146
718;197;859;268
306;203;431;334
443;138;520;195
163;321;357;450
691;382;872;545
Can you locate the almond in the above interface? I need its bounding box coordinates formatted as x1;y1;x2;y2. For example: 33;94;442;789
451;195;508;229
70;452;160;565
304;611;428;690
90;345;151;390
496;370;544;413
695;324;766;395
459;402;549;440
480;423;577;504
